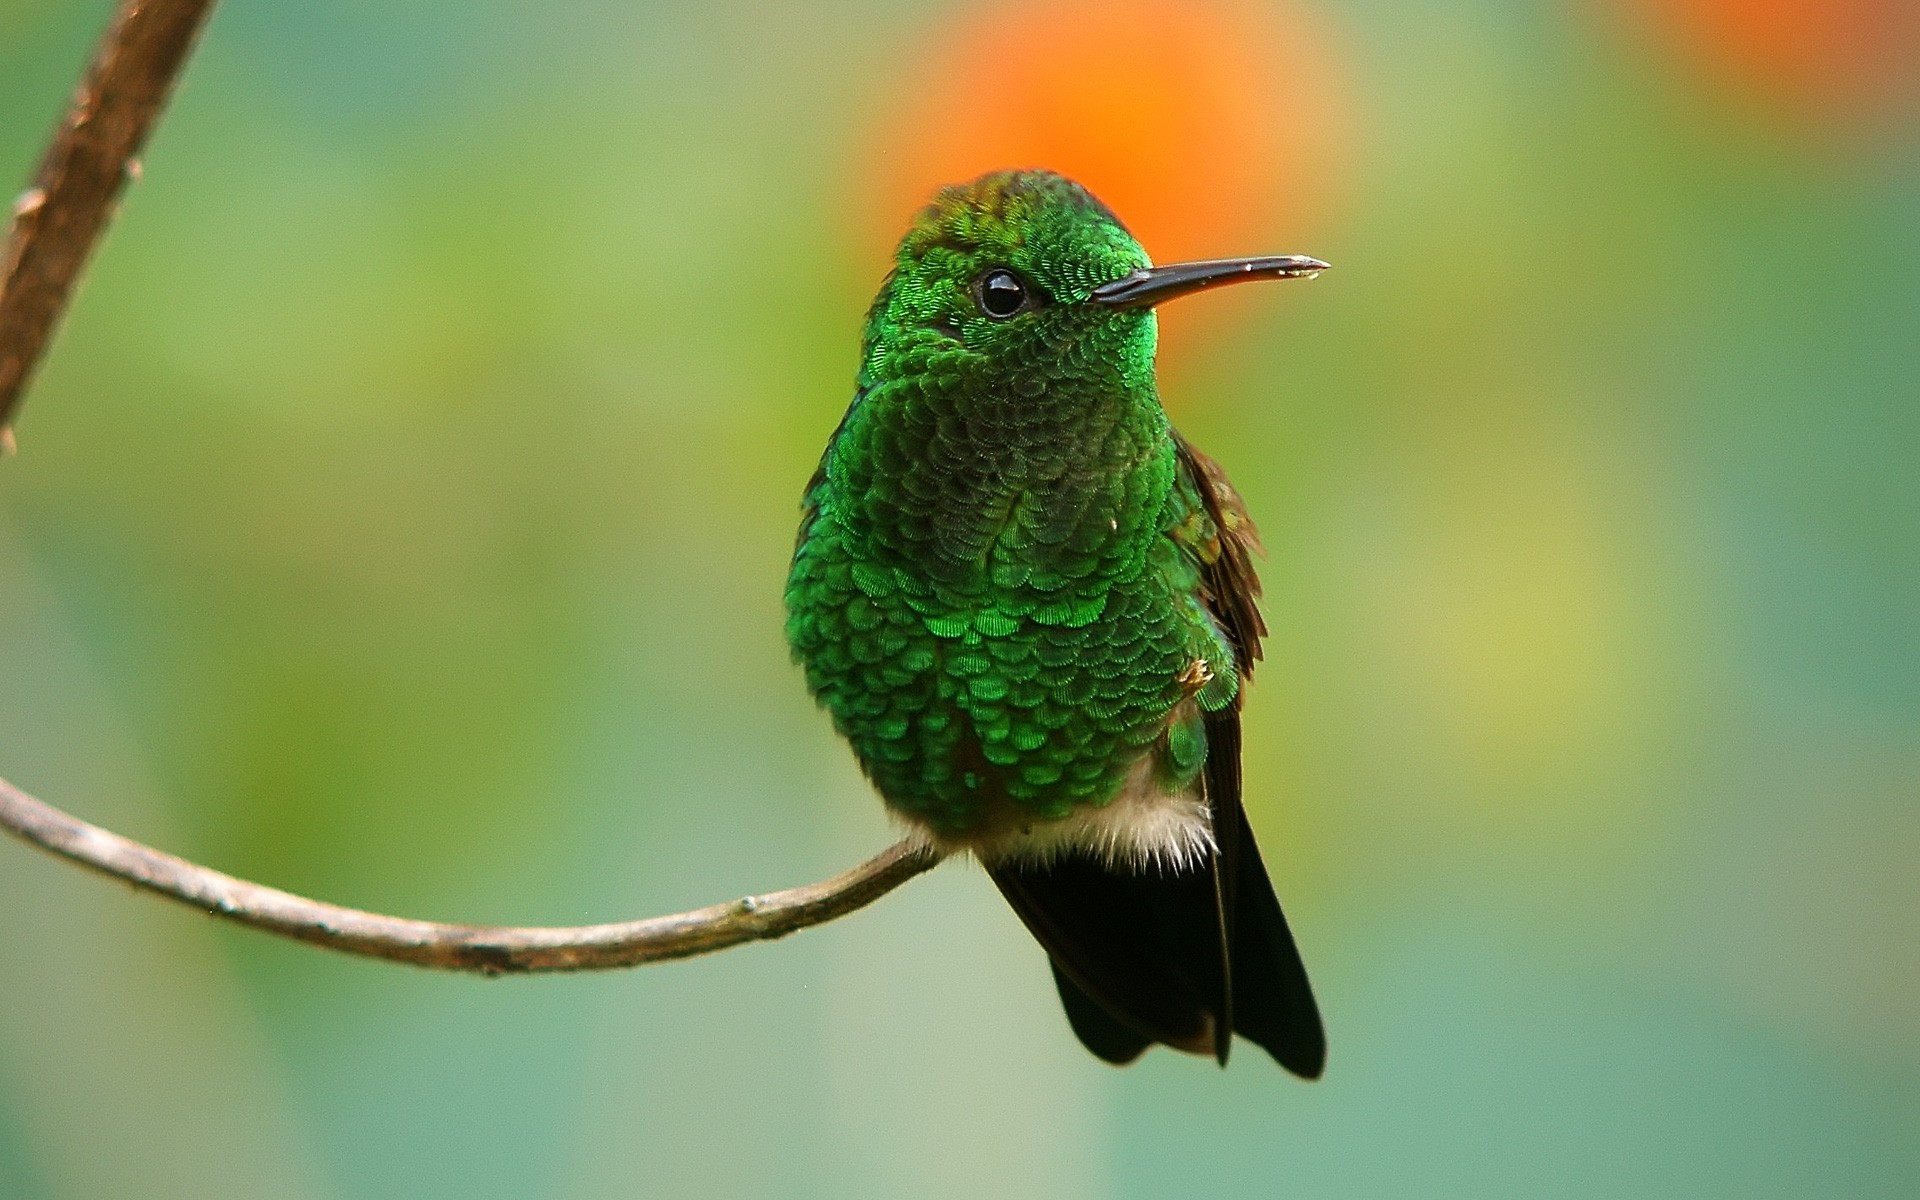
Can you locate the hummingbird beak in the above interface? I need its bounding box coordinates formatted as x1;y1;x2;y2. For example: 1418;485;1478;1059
1089;255;1329;309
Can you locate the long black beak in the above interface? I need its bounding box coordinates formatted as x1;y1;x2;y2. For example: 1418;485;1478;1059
1090;255;1329;309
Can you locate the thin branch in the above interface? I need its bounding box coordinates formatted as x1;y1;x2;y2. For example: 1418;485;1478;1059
0;774;942;973
0;1;946;971
0;0;219;432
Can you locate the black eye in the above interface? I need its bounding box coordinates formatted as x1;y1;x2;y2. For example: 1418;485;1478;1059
976;269;1028;319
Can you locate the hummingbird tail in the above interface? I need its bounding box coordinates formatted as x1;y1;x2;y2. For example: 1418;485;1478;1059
990;851;1224;1062
987;789;1324;1076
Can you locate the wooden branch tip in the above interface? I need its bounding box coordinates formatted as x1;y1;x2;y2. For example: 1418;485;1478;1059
0;0;221;428
0;774;943;973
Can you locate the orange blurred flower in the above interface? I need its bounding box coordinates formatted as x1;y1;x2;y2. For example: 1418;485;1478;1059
857;0;1349;273
1617;0;1920;127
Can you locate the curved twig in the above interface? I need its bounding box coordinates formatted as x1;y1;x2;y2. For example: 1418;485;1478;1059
1;1;946;971
0;0;219;433
0;775;942;973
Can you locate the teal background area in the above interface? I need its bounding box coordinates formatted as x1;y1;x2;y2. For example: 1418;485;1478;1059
1;1;1914;1196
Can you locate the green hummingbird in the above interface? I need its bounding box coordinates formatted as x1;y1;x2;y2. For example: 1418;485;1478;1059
786;169;1326;1075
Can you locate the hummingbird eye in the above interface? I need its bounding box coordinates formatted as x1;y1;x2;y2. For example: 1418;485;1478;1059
975;269;1030;319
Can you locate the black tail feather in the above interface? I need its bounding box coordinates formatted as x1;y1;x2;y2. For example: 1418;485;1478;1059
990;855;1224;1057
1048;959;1152;1065
1207;707;1326;1078
1224;801;1327;1078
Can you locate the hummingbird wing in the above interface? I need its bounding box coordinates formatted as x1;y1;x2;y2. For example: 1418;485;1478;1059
1175;432;1326;1078
1171;434;1266;676
988;438;1324;1075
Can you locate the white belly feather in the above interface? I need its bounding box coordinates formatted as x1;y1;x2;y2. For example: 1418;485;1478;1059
904;750;1217;874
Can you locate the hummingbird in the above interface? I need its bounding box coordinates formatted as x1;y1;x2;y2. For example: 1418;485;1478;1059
786;169;1326;1075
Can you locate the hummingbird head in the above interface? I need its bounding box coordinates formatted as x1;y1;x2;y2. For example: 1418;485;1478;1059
858;169;1326;396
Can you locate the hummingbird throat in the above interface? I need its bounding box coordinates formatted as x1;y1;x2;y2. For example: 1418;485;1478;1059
842;369;1176;598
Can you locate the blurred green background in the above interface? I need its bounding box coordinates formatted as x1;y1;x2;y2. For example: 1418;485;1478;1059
1;0;1915;1196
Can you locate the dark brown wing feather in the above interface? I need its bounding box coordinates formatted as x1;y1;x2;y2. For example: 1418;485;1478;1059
1179;433;1326;1076
1172;433;1267;675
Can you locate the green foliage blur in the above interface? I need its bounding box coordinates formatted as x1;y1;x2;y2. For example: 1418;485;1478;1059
1;1;1914;1197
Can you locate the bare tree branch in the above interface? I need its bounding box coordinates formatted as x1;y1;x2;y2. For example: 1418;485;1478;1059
0;0;948;973
0;0;219;433
0;775;942;973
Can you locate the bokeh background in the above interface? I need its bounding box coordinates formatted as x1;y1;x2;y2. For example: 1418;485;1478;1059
2;0;1915;1196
